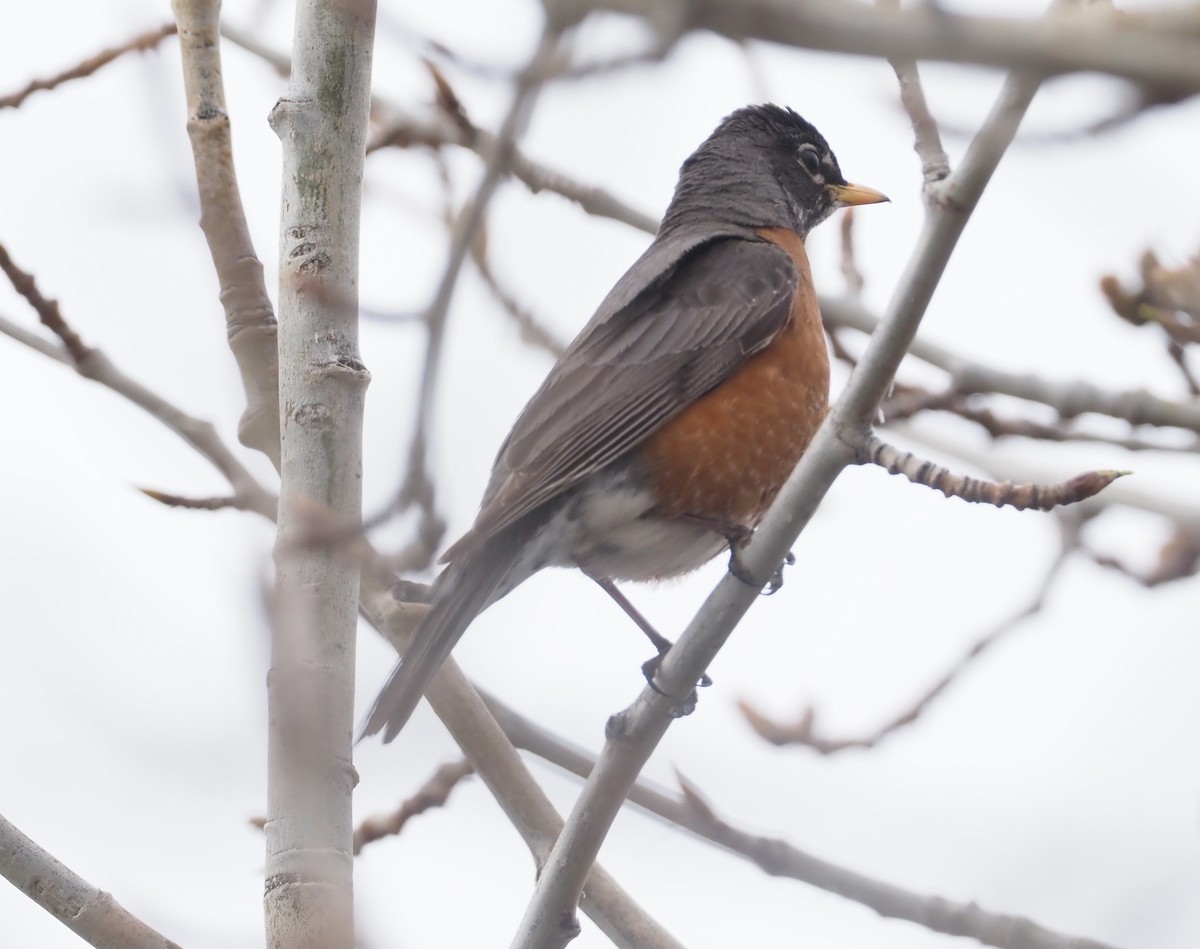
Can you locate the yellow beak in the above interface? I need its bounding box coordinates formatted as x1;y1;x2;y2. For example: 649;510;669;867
827;182;890;207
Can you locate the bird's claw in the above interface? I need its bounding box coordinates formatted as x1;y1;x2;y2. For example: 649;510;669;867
642;652;712;702
728;548;795;595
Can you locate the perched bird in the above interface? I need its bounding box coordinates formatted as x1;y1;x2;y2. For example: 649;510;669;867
362;104;887;742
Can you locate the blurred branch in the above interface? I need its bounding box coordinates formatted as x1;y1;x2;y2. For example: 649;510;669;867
0;812;183;949
0;242;276;518
353;759;474;854
741;524;1078;753
390;20;566;561
1086;524;1200;587
673;775;1125;949
218;22;660;234
823;296;1200;433
0;23;177;110
585;0;1200;91
880;384;1200;453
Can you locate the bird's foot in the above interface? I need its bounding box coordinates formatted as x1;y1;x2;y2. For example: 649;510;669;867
728;547;795;595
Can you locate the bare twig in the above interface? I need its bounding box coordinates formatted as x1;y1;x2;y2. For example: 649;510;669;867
396;20;566;537
0;243;276;518
353;760;474;854
838;210;865;298
860;433;1126;511
1086;525;1200;587
741;528;1078;753
880;385;1200;453
218;23;660;237
876;0;951;186
673;775;1125;949
822;296;1200;433
0;812;183;949
0;23;177;110
138;489;257;512
0;242;90;363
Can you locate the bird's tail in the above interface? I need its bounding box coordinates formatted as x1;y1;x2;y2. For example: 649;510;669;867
358;527;527;743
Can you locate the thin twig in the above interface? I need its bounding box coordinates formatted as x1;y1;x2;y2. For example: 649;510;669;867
860;433;1126;511
0;23;177;110
219;23;659;236
396;21;566;533
741;526;1079;753
674;774;1125;949
822;296;1200;433
353;760;475;854
876;0;951;186
0;242;276;518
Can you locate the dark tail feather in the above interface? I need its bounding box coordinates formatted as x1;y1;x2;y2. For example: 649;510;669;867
358;530;524;743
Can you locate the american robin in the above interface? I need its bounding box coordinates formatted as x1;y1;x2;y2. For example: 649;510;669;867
362;104;887;742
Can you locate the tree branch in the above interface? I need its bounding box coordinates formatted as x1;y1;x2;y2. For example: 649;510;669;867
860;433;1126;511
173;0;280;466
0;243;276;518
0;812;183;949
584;0;1200;91
0;23;177;110
674;775;1125;949
263;0;377;945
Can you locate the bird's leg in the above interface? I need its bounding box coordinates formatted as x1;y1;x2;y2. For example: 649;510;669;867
583;571;712;710
677;513;794;595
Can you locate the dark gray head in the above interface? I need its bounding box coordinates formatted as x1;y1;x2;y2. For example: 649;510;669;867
661;104;887;237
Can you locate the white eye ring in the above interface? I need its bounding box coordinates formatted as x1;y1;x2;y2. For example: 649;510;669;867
799;148;821;176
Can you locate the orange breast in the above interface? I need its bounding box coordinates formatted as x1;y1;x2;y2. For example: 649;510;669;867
638;229;829;527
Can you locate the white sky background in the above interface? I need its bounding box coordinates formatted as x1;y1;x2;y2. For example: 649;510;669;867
2;1;1198;947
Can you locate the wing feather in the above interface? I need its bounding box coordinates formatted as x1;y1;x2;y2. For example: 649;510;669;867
447;236;798;558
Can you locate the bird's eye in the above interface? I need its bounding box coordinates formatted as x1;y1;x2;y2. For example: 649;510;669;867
799;148;822;176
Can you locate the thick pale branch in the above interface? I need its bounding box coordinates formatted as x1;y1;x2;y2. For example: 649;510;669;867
585;0;1200;90
265;1;376;946
0;813;183;949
